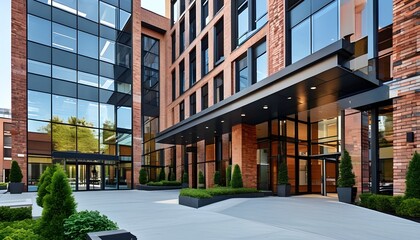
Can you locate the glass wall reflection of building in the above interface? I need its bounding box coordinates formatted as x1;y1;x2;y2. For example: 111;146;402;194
26;0;133;191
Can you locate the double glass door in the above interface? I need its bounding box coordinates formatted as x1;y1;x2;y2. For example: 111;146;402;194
78;164;102;191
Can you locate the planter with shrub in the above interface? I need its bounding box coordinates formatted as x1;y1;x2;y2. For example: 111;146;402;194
8;161;24;194
0;182;7;190
277;161;291;197
138;180;182;191
337;150;356;203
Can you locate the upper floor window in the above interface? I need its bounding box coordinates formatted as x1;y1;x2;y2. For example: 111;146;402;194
214;73;224;104
189;4;196;43
236;54;248;92
254;40;267;82
215;0;224;14
189;48;197;86
235;0;267;46
180;19;185;53
201;35;209;77
171;0;180;24
172;70;176;101
190;93;196;116
180;0;186;14
179;100;185;121
172;31;176;62
214;18;224;65
179;60;185;95
290;0;338;63
202;0;209;29
201;83;208;110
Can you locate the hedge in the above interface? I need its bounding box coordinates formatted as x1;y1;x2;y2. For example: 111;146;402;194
358;194;420;218
146;180;181;186
180;187;259;199
0;206;32;222
396;198;420;218
0;219;43;240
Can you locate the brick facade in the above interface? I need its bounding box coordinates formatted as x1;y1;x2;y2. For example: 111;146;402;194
268;0;286;74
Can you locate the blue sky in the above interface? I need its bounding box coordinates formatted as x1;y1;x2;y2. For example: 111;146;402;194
0;0;165;110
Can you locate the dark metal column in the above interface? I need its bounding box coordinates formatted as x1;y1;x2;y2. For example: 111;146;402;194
321;158;327;196
371;108;379;193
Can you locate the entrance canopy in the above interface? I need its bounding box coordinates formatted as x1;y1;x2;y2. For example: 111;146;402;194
52;151;119;161
156;40;380;145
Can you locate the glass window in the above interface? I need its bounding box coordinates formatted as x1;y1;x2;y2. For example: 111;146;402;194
28;14;51;46
78;31;98;59
117;82;131;94
100;1;117;28
78;0;98;22
78;99;99;127
119;10;131;30
215;19;224;63
52;79;77;97
78;71;99;87
189;5;196;43
116;43;131;68
189;48;196;86
171;70;176;101
28;90;51;121
202;0;209;29
312;1;338;52
100;103;115;129
291;18;310;63
117;106;132;129
180;19;185;53
179;60;185;95
237;55;248;92
52;95;77;123
52;123;76;151
290;0;310;27
379;0;393;29
51;0;77;14
77;127;99;153
255;41;267;82
28;74;51;93
28;120;50;133
201;36;209;76
78;84;99;101
52;65;76;82
52;22;77;53
214;73;224;103
237;2;249;44
172;0;180;24
100;76;115;90
100;38;115;63
201;83;208;110
100;129;116;155
215;0;224;13
190;93;196;116
171;31;176;62
179;101;184;121
28;60;51;77
255;0;267;28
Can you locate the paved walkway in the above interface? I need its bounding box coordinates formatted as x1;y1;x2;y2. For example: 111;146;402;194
1;190;419;239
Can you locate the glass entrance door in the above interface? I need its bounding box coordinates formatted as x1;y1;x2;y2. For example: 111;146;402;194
77;164;102;191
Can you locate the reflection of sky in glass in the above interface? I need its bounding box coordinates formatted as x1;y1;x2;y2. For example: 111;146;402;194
78;100;98;127
53;95;77;123
378;0;393;28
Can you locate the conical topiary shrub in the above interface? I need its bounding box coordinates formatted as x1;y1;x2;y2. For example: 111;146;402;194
139;168;148;185
405;151;420;199
37;164;58;207
278;161;289;185
231;164;243;188
226;165;232;187
9;161;23;183
159;168;166;181
338;150;356;187
182;172;189;184
213;171;221;186
198;171;205;188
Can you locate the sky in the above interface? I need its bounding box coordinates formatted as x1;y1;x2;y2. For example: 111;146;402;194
0;0;165;110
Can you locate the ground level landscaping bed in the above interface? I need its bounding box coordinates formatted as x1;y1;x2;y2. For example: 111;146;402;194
179;188;266;208
137;181;182;191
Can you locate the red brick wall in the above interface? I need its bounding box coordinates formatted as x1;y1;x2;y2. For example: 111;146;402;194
268;0;286;74
11;0;27;189
232;124;257;188
390;0;420;195
0;118;11;181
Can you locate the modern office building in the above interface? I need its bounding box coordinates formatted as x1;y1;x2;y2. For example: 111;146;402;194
11;0;418;195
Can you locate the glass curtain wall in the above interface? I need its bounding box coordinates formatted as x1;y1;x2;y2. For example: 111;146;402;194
27;0;133;191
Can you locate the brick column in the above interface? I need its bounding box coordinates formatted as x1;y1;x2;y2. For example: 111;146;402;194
268;0;285;74
11;0;27;190
205;144;215;188
231;124;257;188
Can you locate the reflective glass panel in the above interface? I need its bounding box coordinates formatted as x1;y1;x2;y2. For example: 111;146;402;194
100;103;115;129
28;91;51;121
78;31;98;59
78;99;99;127
51;0;77;14
78;71;99;87
28;60;51;77
256;52;267;82
52;123;76;151
52;95;77;124
237;4;248;44
255;0;267;28
100;1;117;28
52;65;76;82
117;106;131;129
312;1;338;52
291;18;310;63
100;38;115;63
77;127;99;153
28;120;50;133
28;15;51;46
78;0;98;22
52;23;77;53
100;76;115;90
119;10;130;30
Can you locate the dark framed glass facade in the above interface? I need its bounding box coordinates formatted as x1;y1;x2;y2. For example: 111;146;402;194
214;72;224;104
254;40;267;82
214;0;224;14
214;18;224;65
234;0;267;46
190;92;196;116
189;4;196;43
201;83;208;110
180;19;185;53
26;0;133;191
236;54;248;92
171;31;176;62
179;60;185;95
189;48;197;86
201;35;209;77
179;101;185;121
172;70;176;101
201;0;209;29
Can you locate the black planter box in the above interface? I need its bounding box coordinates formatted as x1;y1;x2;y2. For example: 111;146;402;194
337;187;357;204
179;192;266;208
277;184;291;197
8;182;24;194
87;229;136;240
137;185;181;191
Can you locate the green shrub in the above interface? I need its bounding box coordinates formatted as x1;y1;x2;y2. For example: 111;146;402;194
213;171;221;186
405;151;420;199
169;171;176;181
37;165;58;207
396;198;420;217
278;161;289;185
3;228;43;240
0;206;32;221
338;150;355;187
64;210;118;240
180;187;259;199
231;164;243;188
373;195;394;213
0;219;42;240
139;169;148;185
390;196;404;211
182;172;189;184
358;193;373;207
198;171;205;186
226;165;232;187
159;168;166;181
9;161;23;183
39;166;77;240
0;182;7;189
146;181;181;186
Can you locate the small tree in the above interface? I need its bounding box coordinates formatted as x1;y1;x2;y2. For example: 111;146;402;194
139;168;148;185
39;166;76;240
159;168;166;181
9;161;23;183
198;171;205;188
406;151;420;199
213;171;221;186
278;161;289;185
338;150;356;187
37;165;58;207
226;165;232;187
182;172;189;184
231;164;243;188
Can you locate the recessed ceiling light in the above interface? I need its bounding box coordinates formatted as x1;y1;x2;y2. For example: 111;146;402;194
205;126;209;129
221;120;225;123
181;135;183;138
287;96;292;100
263;105;268;110
214;131;217;133
310;86;317;90
241;113;246;117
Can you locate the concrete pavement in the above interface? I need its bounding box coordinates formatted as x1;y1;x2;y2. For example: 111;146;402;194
1;190;419;239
